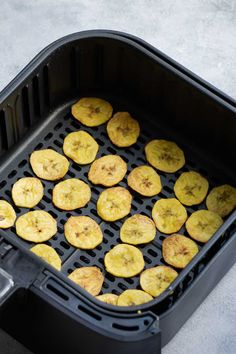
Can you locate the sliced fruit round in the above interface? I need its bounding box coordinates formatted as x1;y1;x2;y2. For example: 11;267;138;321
104;244;144;278
96;293;118;305
12;177;44;208
88;155;127;187
140;266;178;297
162;234;199;268
71;97;113;127
206;184;236;217
64;216;103;249
97;187;132;222
30;244;61;270
63;131;99;165
68;266;104;296
120;214;156;245
107;112;140;147
30;149;69;181
127;165;162;197
0;200;16;228
174;171;209;206
52;179;91;210
145;139;185;173
15;210;57;242
152;198;187;234
186;210;223;243
117;289;153;306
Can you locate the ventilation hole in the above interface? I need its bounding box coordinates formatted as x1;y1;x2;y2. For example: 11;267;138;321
77;305;102;321
132;205;138;211
103;238;108;244
124;278;134;284
0;180;7;189
103;282;109;289
74;262;80;268
106;273;115;282
8;170;17;179
37;202;46;210
22;86;31;127
0;110;8;150
138;136;145;144
71;121;79;129
107;146;116;154
72;163;81;172
97;245;102;250
60;241;70;250
65;127;72;133
163;185;173;194
87;250;95;257
120;155;129;163
134;196;143;205
44;132;53;141
146;205;152;211
96;138;104;146
67;170;75;177
126;149;135;156
32;76;40;116
54;122;63;131
132;144;140;151
66;213;72;218
48;210;57;218
5;190;11;197
46;283;69;301
118;283;128;291
91;188;99;195
110;223;119;231
98;257;103;264
67;268;73;274
54;140;62;148
24;171;33;177
59;135;65;141
90;209;97;216
147;249;158;257
43;195;51;203
58;227;64;234
144;255;152;264
80;255;90;264
18;160;27;168
35;143;43;150
55;247;64;256
104;229;114;237
47;188;52;195
131;163;138;169
83;172;88;178
137;157;146;163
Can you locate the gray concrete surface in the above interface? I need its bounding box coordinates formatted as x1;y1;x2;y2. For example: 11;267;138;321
0;1;235;353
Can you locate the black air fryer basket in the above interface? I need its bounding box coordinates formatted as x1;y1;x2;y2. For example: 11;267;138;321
0;31;235;354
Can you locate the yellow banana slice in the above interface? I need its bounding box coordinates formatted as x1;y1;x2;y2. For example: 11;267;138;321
117;289;153;306
162;234;199;268
97;187;132;222
64;216;103;249
63;131;99;165
30;244;61;270
68;266;104;296
186;210;223;243
52;179;91;210
96;293;118;305
12;177;44;208
145;139;185;173
88;155;127;187
140;266;178;297
104;244;145;278
15;210;57;242
206;184;236;217
71;97;113;127
127;165;162;197
174;171;209;206
0;200;16;228
30;149;69;181
107;112;140;147
120;214;156;245
152;198;187;234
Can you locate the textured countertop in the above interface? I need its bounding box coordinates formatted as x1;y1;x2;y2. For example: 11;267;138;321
0;1;235;353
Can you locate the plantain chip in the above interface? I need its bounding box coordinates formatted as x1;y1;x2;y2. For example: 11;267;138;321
31;244;61;270
68;266;104;296
0;200;16;228
120;214;156;245
206;184;236;217
127;165;162;197
117;289;153;306
12;177;44;208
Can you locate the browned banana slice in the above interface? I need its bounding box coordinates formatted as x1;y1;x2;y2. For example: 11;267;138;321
117;289;153;306
120;214;156;245
206;184;236;217
30;149;69;181
12;177;44;208
52;179;91;210
64;216;103;249
96;293;118;305
140;266;178;297
162;234;199;268
0;200;16;228
68;266;104;296
174;171;209;206
152;198;187;234
104;244;144;278
97;187;132;221
186;210;223;243
88;155;127;186
71;97;113;127
30;244;61;270
107;112;140;147
15;210;57;242
145;139;185;173
63;131;99;165
127;165;162;197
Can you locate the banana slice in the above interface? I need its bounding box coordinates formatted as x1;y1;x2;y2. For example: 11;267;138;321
97;187;132;222
162;234;199;268
127;165;162;197
206;184;236;217
63;131;99;165
68;266;104;296
12;177;44;208
30;149;69;181
30;244;61;270
120;214;156;245
88;155;127;187
152;198;187;234
174;171;209;206
104;244;145;278
71;97;113;127
96;293;118;305
107;112;140;147
145;139;185;173
52;179;91;210
15;210;57;242
0;200;16;228
140;266;178;297
64;216;103;249
186;210;223;243
117;289;153;306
